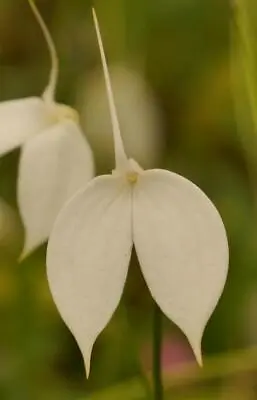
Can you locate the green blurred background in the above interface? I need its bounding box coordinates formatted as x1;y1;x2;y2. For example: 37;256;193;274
1;0;257;398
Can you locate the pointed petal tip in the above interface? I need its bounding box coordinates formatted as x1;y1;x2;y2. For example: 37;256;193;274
84;352;92;379
193;344;203;367
18;242;32;262
78;339;93;378
18;247;33;263
18;236;40;262
18;250;27;263
187;332;203;367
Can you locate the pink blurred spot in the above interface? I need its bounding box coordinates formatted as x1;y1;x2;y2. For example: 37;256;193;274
141;333;195;374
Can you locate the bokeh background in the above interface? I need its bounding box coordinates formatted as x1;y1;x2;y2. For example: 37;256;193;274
1;0;257;398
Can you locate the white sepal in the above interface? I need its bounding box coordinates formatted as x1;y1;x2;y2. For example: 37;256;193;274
18;119;94;257
28;0;58;102
0;97;53;156
46;175;133;376
92;9;128;172
133;169;229;364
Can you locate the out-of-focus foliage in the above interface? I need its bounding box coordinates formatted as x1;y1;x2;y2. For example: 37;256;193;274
1;0;257;398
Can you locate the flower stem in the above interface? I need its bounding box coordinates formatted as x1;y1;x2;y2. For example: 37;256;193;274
153;303;163;400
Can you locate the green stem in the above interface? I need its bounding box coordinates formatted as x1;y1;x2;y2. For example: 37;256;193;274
233;0;257;133
153;304;163;400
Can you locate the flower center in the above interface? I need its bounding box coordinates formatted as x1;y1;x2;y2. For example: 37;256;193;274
46;102;79;124
55;104;79;122
112;158;142;183
126;171;138;184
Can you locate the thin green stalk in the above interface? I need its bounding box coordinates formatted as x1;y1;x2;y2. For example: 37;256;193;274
231;1;257;214
233;0;257;133
123;305;152;398
153;304;163;400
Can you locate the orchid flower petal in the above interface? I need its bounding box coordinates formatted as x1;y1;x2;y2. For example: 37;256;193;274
18;119;94;257
46;175;133;376
133;169;229;364
0;97;53;156
92;9;129;171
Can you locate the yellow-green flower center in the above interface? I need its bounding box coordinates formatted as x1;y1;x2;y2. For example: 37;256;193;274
55;104;79;123
126;171;138;184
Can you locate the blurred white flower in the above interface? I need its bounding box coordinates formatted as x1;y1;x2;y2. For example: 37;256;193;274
0;0;94;257
47;9;229;377
77;63;163;169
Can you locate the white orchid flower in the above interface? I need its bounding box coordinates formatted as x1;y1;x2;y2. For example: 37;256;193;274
47;9;229;377
0;0;94;257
